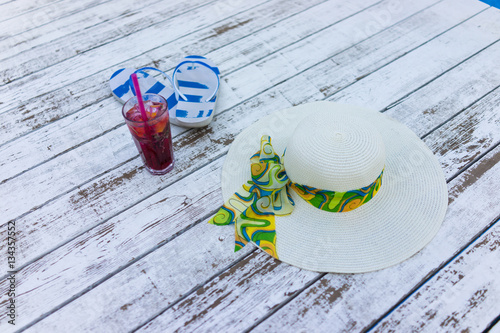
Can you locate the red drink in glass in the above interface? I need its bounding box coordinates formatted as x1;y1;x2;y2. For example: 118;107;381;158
122;93;174;175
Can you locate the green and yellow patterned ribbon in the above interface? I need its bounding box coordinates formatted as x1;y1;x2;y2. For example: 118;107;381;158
208;135;383;259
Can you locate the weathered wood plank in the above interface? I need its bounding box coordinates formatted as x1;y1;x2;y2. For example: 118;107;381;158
0;0;314;91
12;45;500;332
0;0;426;246
0;0;63;23
0;0;221;70
0;0;471;194
260;0;490;108
425;89;500;180
20;85;500;333
0;1;496;330
0;89;289;271
0;0;13;7
300;0;490;106
0;0;108;42
0;157;249;332
139;143;500;332
372;219;500;332
324;10;500;110
0;0;375;182
1;0;324;221
0;0;341;144
220;0;462;103
0;0;492;277
0;0;186;59
0;99;191;184
248;133;500;330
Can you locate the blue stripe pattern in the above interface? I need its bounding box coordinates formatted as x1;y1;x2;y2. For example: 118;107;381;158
176;109;210;118
166;93;177;108
480;0;500;8
145;81;166;95
113;81;132;99
172;56;219;121
177;80;209;89
110;68;125;79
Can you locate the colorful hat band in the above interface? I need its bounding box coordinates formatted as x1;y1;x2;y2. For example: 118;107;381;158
208;135;384;259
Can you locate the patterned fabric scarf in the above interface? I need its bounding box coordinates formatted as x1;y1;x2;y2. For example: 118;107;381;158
209;135;383;259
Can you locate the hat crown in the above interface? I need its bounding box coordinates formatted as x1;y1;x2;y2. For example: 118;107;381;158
284;109;386;192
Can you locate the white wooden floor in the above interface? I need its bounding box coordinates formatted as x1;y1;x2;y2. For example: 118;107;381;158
1;0;500;331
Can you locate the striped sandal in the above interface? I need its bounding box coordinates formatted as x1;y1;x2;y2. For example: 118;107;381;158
109;67;181;126
172;56;220;128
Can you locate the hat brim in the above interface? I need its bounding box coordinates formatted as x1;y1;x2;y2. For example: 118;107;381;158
221;101;448;273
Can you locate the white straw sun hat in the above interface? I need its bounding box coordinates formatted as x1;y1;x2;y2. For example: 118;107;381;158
211;101;448;273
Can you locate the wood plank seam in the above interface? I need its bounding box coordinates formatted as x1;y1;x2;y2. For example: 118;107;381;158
379;41;500;114
3;0;115;39
0;0;65;24
0;1;391;183
0;0;116;40
0;0;273;88
338;12;495;111
0;0;219;63
136;139;500;332
0;0;424;214
443;140;500;185
0;156;142;277
16;207;229;332
0;1;489;271
420;83;500;141
130;247;259;333
240;273;328;333
363;214;500;332
0;149;228;282
10;73;500;332
484;313;500;332
219;0;387;77
117;104;500;332
0;121;125;185
0;2;492;264
0;1;15;7
0;0;336;133
0;0;452;168
4;2;500;328
0;91;113;148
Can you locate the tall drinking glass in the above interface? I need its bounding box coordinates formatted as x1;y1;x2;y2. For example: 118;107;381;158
122;93;174;175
